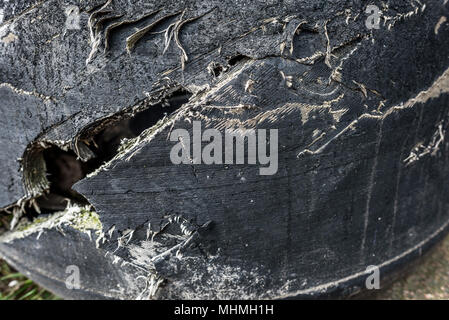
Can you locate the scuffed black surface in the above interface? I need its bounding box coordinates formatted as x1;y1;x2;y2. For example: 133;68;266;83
1;0;449;299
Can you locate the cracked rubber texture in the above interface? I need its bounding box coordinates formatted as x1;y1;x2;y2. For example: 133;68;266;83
1;0;449;299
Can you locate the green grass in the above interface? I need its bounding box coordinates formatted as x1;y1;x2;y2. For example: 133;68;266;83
0;259;60;300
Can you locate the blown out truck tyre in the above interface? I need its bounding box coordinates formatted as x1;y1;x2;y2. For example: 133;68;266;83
1;0;449;299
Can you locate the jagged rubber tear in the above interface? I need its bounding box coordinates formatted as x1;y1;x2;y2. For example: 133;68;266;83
0;87;192;232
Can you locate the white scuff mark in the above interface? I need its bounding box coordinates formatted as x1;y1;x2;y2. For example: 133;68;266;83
328;34;368;85
344;9;352;25
1;32;17;43
244;79;255;93
352;80;368;98
166;214;197;237
282;18;307;56
404;67;449;107
435;16;447;34
0;82;53;101
126;218;209;297
162;10;186;56
279;70;293;88
10;197;26;230
135;273;164;300
312;129;322;139
0;24;9;38
404;123;445;166
115;229;135;252
305;131;327;150
0;9;4;24
93;229;108;249
383;0;426;30
323;21;334;68
297;115;367;157
146;223;153;241
154;251;268;299
86;0;112;65
107;225;116;239
169;8;215;70
36;229;43;240
295;51;326;65
300;86;340;98
299;66;449;157
330;108;348;122
207;93;345;130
